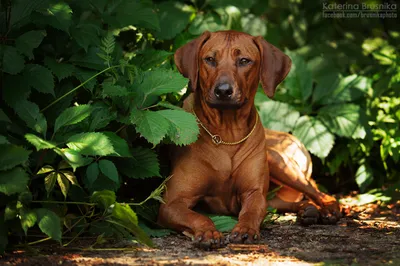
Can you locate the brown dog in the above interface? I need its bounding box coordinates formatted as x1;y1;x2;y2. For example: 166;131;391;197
158;31;341;248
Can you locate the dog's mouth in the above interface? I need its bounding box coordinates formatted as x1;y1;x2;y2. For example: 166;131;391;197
206;98;248;110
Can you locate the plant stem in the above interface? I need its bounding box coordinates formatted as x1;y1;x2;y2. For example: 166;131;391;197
41;65;119;112
27;237;52;246
32;200;96;206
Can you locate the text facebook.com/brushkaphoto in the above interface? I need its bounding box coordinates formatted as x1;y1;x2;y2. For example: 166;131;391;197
322;2;397;19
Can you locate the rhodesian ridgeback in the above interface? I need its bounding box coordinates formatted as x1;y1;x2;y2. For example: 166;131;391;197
158;30;341;248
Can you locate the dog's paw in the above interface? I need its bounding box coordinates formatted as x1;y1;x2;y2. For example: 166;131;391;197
320;205;342;225
193;230;225;249
228;226;259;244
298;205;320;226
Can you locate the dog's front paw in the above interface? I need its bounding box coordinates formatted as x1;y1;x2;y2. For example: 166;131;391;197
193;230;224;249
228;225;259;244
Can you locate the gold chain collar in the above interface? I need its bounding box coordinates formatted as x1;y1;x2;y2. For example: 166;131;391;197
192;110;258;146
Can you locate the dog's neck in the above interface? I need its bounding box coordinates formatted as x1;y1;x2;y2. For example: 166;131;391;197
185;93;258;142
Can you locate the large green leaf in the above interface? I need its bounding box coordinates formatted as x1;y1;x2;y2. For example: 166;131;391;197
54;104;93;133
118;147;160;179
70;47;105;70
90;190;116;209
57;172;70;199
15;100;47;136
292;116;335;159
35;208;62;242
66;132;115;156
102;83;129;97
134;69;188;108
25;134;56;151
23;64;54;96
102;132;132;157
15;30;46;59
210;216;238;232
355;164;374;193
59;148;93;171
2;46;25;74
284;52;313;101
130;109;171;145
2;74;31;107
71;23;102;52
40;2;72;32
0;167;29;195
0;144;31;171
157;109;199;146
99;160;119;183
44;172;57;197
108;203;153;247
314;75;370;105
155;2;191;40
318;104;366;139
132;49;172;71
44;57;75;81
88;103;117;131
10;0;49;28
86;162;99;187
259;101;300;132
115;1;160;30
189;13;226;35
20;209;38;235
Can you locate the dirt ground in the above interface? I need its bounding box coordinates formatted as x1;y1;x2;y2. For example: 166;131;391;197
2;198;400;266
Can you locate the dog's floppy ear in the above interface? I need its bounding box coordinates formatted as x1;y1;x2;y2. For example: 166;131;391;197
174;31;211;91
254;36;292;98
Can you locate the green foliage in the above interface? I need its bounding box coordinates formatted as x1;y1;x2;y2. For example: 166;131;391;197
1;0;399;254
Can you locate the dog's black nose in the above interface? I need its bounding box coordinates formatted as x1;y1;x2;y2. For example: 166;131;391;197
214;83;233;100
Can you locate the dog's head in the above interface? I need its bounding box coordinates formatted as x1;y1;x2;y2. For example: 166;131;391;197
174;30;292;110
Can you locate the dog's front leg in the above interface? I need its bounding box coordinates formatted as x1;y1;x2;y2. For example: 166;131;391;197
229;189;267;243
158;199;224;249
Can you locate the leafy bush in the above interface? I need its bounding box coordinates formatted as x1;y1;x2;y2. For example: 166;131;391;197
1;0;399;253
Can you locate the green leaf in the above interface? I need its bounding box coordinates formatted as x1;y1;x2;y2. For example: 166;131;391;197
59;148;93;171
44;172;57;197
2;74;31;107
134;69;188;108
259;101;300;132
86;162;99;186
139;222;173;237
210;216;238;232
355;164;374;193
37;165;54;175
70;47;105;70
115;1;160;30
10;0;50;28
99;160;119;183
0;144;31;171
88;103;117;131
318;104;366;139
284;52;313;101
189;13;226;35
5;203;18;220
35;208;62;242
0;109;11;123
102;83;129;97
54;104;93;133
15;100;47;136
155;2;191;40
109;203;153;247
90;190;116;209
25;134;56;151
157;109;199;146
44;57;75;81
61;171;79;186
0;167;29;195
118;147;160;179
0;136;9;144
23;64;55;96
132;49;172;71
314;75;370;105
15;30;46;59
130;109;170;145
2;46;25;74
20;209;38;235
67;132;114;156
293;116;335;159
74;68;98;90
241;14;267;37
57;172;70;199
71;23;101;52
102;132;132;157
41;2;72;32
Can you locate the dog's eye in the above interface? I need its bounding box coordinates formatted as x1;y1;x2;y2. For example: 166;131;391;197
239;58;251;66
205;57;216;65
